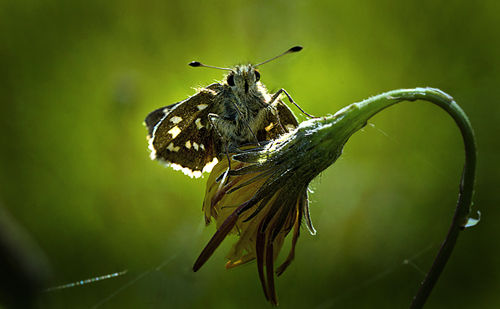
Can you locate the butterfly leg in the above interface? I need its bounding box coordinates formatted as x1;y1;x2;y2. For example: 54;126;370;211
208;113;233;181
266;104;287;134
270;89;315;118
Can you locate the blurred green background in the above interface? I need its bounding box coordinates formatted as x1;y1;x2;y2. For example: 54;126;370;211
1;0;498;308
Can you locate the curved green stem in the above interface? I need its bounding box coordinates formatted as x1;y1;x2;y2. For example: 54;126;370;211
351;88;477;308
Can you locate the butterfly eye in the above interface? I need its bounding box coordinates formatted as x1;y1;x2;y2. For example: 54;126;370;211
254;70;260;82
227;73;235;86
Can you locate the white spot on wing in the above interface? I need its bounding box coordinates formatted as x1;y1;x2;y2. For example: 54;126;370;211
265;122;274;132
171;163;203;178
151;149;215;178
200;144;205;151
192;142;199;151
202;157;218;173
167;126;181;139
170;116;182;124
167;142;180;152
197;104;208;110
195;118;204;130
148;139;156;157
149;150;157;160
185;140;191;149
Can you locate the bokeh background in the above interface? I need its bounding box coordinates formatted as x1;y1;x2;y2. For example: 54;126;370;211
1;1;498;308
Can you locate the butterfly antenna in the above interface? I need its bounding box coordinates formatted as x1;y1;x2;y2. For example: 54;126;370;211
189;46;302;69
188;61;232;71
254;46;303;67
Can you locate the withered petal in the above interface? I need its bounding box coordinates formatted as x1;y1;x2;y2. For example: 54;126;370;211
271;191;301;242
193;201;249;272
227;167;276;194
300;189;316;235
276;209;301;276
266;239;278;306
256;228;269;301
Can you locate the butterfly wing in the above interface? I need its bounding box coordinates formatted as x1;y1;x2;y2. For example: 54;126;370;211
145;84;223;178
258;99;299;141
144;103;179;139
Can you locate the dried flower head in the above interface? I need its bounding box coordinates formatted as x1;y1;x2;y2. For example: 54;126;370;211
192;104;365;305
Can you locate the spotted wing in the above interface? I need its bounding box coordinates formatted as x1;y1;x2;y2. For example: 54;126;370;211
145;103;179;139
145;84;223;178
258;99;299;141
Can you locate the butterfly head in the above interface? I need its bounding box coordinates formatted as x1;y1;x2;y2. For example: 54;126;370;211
225;64;261;95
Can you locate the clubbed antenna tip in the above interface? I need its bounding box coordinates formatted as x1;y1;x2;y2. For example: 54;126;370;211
254;45;303;67
188;61;202;67
187;61;231;71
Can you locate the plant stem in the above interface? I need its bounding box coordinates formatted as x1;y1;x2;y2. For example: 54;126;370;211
354;88;477;308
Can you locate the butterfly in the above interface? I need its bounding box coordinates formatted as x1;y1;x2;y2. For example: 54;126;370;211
144;46;311;178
